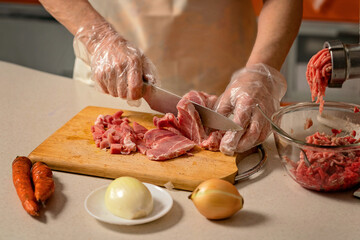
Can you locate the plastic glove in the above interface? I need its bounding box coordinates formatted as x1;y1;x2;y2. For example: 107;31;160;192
214;63;287;155
73;20;156;101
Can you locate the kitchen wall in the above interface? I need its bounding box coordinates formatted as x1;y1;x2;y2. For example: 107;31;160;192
0;2;75;77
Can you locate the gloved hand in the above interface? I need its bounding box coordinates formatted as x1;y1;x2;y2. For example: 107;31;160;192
214;63;287;155
73;20;157;101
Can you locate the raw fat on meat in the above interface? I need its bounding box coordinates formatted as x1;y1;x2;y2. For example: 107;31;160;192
183;91;218;110
153;113;183;136
144;129;196;160
306;48;332;113
287;130;360;191
179;91;224;151
177;98;207;144
133;122;148;135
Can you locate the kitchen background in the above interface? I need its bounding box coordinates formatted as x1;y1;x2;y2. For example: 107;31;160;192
1;0;359;104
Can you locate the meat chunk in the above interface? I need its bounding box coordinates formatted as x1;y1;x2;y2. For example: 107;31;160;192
144;129;179;146
177;98;207;144
150;90;224;151
200;131;223;151
153;113;182;135
183;90;218;109
102;122;138;154
180;91;223;151
133;122;148;135
304;118;313;130
144;129;196;160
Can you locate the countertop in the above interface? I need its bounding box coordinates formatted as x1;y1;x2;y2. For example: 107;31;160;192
0;61;359;240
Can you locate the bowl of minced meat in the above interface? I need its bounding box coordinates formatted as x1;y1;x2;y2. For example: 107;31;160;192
271;101;360;191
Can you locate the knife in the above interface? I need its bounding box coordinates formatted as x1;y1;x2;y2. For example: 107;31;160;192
142;82;242;131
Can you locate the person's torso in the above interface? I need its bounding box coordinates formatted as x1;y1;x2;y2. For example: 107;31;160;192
77;0;257;96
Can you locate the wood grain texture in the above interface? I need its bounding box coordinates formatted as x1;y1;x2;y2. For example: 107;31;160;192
29;106;241;191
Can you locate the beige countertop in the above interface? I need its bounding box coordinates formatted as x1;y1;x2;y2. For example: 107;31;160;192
1;61;359;240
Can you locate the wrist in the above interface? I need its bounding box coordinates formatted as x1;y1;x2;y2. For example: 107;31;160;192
246;57;282;71
77;20;123;55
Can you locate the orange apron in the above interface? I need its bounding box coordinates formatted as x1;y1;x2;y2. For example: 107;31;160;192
73;0;257;96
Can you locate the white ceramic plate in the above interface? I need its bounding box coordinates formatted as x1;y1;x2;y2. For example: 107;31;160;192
85;183;173;225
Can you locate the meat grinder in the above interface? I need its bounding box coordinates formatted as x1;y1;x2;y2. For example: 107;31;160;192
323;40;360;87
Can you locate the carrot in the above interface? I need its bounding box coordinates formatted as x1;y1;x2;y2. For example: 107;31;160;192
12;156;40;216
31;161;55;203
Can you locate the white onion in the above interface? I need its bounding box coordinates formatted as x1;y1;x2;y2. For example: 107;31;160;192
104;177;153;219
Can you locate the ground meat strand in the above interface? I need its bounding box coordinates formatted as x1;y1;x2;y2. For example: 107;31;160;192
290;130;360;191
306;48;332;113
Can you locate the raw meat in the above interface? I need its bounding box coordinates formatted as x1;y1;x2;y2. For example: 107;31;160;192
182;91;218;110
154;90;224;151
91;90;231;160
306;48;332;113
143;128;178;145
133;122;148;135
177;98;207;144
288;130;360;191
200;131;223;151
144;129;196;160
153;113;183;135
91;110;197;160
181;91;224;151
304;118;313;130
91;111;142;155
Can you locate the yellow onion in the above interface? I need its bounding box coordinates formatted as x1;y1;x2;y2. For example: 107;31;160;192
189;178;244;220
104;176;153;219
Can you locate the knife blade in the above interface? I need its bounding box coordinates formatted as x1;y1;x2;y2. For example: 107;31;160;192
142;82;242;131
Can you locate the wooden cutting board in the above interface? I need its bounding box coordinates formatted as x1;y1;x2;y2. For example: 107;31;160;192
29;106;247;191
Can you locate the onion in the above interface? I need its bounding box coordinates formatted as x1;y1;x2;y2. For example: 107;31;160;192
189;178;244;220
104;176;153;219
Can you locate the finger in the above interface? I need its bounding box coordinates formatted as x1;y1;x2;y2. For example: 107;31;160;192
105;65;118;97
235;120;262;153
142;56;157;85
232;93;254;129
213;92;234;117
236;112;271;152
257;119;271;143
219;97;252;155
116;64;128;99
95;75;109;94
93;66;110;94
219;130;244;156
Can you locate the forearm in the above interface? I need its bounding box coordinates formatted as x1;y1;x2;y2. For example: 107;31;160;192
246;0;303;70
39;0;105;35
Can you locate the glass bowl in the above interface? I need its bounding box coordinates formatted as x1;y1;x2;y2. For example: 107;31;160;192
272;101;360;191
